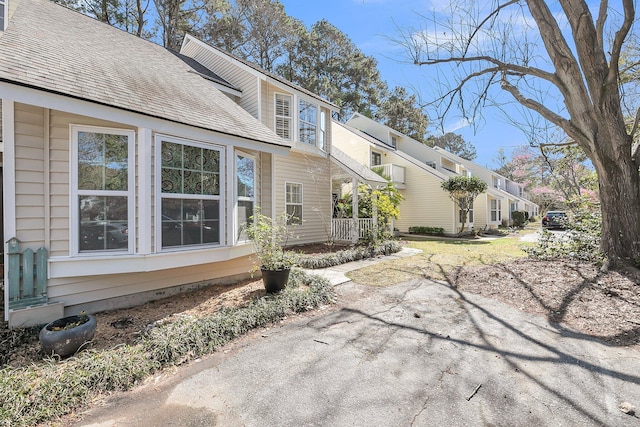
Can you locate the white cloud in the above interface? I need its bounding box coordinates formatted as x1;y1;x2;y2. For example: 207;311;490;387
444;117;472;133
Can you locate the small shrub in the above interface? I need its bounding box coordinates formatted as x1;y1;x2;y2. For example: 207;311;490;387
525;208;603;263
408;226;445;236
511;211;527;227
296;241;403;269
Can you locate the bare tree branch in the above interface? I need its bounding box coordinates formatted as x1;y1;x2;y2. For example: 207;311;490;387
415;55;558;85
463;0;520;57
607;0;636;86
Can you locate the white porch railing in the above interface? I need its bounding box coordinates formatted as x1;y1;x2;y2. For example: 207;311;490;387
374;164;405;185
331;218;376;242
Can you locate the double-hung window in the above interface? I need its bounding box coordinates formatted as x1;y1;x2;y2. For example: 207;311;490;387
371;151;382;167
159;137;222;249
491;199;502;222
319;111;327;151
299;99;317;146
72;126;134;254
459;207;474;223
275;94;292;140
285;182;303;225
236;153;256;242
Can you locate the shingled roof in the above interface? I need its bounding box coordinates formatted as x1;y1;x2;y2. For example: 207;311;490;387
0;0;288;148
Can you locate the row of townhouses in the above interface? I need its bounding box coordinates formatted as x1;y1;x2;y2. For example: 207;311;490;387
0;0;538;327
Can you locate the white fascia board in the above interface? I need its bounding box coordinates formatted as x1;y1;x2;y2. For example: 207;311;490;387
49;244;254;278
0;82;291;156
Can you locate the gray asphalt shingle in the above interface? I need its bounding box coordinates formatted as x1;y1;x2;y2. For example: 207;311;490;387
0;0;288;148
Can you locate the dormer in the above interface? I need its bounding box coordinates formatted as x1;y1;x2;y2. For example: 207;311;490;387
441;157;457;174
389;133;399;148
492;175;502;189
273;91;328;152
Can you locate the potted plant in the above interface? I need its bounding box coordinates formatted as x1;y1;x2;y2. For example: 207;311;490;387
39;311;97;358
245;209;298;293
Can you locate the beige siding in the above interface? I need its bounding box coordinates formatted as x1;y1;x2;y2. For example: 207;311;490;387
473;194;489;231
331;124;371;165
47;256;253;310
259;152;272;214
181;41;260;119
390;156;456;235
14;103;45;247
274;152;332;244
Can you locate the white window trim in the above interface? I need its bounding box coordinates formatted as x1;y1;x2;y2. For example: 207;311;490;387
0;0;6;32
274;92;293;141
371;151;382;167
298;97;318;147
490;199;502;222
285;182;303;224
69;125;136;256
235;151;257;244
154;134;225;253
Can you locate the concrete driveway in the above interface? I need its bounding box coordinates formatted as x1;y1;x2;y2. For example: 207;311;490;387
78;275;640;427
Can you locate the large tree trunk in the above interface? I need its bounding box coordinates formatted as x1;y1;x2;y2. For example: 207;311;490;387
590;121;640;267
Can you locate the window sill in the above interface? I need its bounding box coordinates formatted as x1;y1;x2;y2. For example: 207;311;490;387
49;244;254;278
290;142;327;157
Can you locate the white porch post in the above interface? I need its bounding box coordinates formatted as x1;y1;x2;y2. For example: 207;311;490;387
351;177;358;243
372;191;379;237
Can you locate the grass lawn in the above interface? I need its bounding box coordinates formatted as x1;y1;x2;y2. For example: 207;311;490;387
347;227;538;286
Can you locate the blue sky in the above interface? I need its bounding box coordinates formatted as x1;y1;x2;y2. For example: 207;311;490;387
279;0;533;167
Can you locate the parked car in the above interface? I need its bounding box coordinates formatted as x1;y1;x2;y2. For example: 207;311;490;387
542;211;567;229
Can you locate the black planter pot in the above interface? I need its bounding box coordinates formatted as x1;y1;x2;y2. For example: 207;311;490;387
39;314;97;358
261;268;291;293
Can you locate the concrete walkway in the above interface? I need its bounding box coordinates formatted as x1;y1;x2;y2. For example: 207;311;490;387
302;247;423;285
76;248;640;427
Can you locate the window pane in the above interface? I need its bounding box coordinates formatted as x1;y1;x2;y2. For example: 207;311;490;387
161;141;220;196
162;141;182;168
286;183;302;204
79;196;128;251
237;200;254;240
286;205;302;225
78;132;128;191
183;170;203;194
237;156;255;198
161;199;220;248
202;172;219;195
299;100;317;145
276;117;291;139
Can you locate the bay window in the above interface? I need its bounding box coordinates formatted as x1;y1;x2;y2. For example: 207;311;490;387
159;138;222;249
72;126;134;254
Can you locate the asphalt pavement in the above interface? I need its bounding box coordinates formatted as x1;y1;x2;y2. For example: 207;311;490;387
76;248;640;427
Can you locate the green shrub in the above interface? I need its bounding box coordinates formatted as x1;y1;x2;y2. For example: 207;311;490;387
296;241;403;269
525;208;603;263
511;211;527;227
0;271;334;427
408;226;445;236
142;270;334;365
